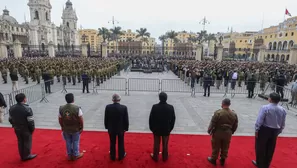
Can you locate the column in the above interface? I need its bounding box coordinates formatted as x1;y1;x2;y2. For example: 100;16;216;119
48;41;55;57
0;41;8;58
13;40;22;58
102;43;108;58
258;45;266;63
195;44;202;61
81;43;88;57
216;44;223;61
289;44;297;65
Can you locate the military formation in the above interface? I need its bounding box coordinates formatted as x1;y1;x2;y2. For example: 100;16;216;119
0;57;127;87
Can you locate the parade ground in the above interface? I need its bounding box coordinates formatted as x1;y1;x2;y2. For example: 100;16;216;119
1;71;297;168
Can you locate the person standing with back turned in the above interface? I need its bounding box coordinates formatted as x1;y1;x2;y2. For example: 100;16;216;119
252;93;286;168
149;92;176;162
104;94;129;161
207;98;238;166
9;93;37;161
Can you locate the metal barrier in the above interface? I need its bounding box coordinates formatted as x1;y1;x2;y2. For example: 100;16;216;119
3;94;10;115
96;78;127;94
9;84;44;106
161;79;191;93
128;78;160;95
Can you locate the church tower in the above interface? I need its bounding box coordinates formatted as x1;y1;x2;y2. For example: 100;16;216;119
62;0;78;30
28;0;52;24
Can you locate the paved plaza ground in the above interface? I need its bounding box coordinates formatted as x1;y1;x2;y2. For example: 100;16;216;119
1;71;297;137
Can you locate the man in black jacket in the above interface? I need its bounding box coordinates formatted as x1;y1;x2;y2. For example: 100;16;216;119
42;69;51;94
0;92;7;123
9;93;37;161
149;92;176;162
104;94;129;161
276;74;286;99
247;74;257;98
204;73;212;97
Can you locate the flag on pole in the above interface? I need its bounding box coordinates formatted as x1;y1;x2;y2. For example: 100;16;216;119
285;9;292;17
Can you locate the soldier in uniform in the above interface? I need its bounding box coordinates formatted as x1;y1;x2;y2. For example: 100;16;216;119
238;70;244;87
1;66;8;84
95;68;101;86
62;68;67;86
56;67;61;83
207;98;238;166
71;69;77;86
35;66;41;84
24;68;29;84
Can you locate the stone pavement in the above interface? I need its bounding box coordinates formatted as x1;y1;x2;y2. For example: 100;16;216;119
1;71;297;137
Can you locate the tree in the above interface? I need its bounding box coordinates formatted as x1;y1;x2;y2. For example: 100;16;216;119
110;26;124;53
136;28;150;41
159;35;167;55
202;33;217;56
98;27;110;43
197;30;207;44
166;31;179;56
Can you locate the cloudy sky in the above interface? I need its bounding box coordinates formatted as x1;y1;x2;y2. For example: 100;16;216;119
1;0;297;40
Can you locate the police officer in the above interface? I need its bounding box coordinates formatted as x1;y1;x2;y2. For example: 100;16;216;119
9;93;37;161
207;98;238;166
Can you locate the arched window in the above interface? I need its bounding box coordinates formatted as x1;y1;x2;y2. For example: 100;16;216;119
273;42;277;50
46;12;49;20
67;22;69;28
282;41;288;50
277;41;282;50
5;33;8;40
289;40;294;49
41;43;45;51
58;44;61;51
35;11;39;20
286;55;290;61
269;42;272;50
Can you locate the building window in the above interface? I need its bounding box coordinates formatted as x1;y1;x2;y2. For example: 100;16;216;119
240;40;242;42
35;11;39;20
285;33;288;36
239;48;241;51
292;32;294;36
245;40;247;42
5;33;8;40
16;27;19;32
46;12;49;21
67;22;69;28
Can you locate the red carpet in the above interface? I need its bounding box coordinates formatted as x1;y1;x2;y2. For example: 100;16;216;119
0;128;297;168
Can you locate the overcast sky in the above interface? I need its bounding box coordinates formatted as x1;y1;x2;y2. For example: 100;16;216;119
1;0;297;40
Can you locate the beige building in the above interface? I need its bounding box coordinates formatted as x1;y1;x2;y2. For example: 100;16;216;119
78;29;103;51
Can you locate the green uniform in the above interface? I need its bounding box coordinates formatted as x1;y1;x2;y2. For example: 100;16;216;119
1;68;7;83
208;108;238;160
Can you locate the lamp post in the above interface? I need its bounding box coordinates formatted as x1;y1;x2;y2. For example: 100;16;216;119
108;16;119;54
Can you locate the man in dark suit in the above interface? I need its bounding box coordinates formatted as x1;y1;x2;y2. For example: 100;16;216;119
42;69;51;94
149;92;176;162
247;74;257;98
9;93;37;161
204;73;212;97
104;94;129;161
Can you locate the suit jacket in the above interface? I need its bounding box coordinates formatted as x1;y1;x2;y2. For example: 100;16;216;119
9;103;35;133
42;72;51;82
104;103;129;134
203;76;212;88
149;102;176;136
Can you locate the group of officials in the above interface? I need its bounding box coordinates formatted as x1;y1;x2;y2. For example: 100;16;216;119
6;90;286;168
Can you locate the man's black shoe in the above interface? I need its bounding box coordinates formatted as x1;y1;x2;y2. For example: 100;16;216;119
207;157;216;165
220;158;225;166
119;152;126;161
150;153;158;162
22;154;37;161
252;160;257;167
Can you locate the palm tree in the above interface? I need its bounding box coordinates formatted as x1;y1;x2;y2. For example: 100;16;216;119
98;27;110;43
136;28;150;41
202;33;218;56
110;26;124;53
159;35;167;55
197;30;207;44
166;31;179;56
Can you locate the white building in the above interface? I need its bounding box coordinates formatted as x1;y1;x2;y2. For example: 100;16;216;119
0;0;79;50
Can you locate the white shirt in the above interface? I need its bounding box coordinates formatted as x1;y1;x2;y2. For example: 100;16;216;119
232;72;238;79
58;104;83;118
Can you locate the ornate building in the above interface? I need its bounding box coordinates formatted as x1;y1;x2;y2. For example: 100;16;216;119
0;0;79;55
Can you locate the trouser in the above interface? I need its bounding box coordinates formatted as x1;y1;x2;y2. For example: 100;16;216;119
291;91;297;104
82;79;89;93
50;78;54;85
36;75;40;84
260;82;266;92
12;81;18;91
109;132;125;160
204;85;210;96
248;89;254;98
224;79;229;87
72;76;76;85
211;130;232;160
153;134;169;161
45;81;51;93
24;76;28;84
200;77;203;86
100;77;104;83
77;76;81;83
67;76;71;83
62;76;67;86
57;76;60;83
256;126;279;168
63;132;81;157
238;80;242;87
2;75;7;83
276;86;284;99
96;77;100;86
231;79;236;89
14;129;32;160
186;77;190;85
0;107;5;123
216;80;222;89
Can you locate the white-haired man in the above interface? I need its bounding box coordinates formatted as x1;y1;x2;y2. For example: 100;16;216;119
104;94;129;161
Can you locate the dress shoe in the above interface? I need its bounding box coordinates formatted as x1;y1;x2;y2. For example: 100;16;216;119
150;153;158;162
207;157;216;165
252;160;258;167
74;153;84;160
220;158;225;166
22;154;37;161
119;152;127;161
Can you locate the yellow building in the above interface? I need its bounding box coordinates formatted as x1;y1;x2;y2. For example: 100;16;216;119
78;29;103;51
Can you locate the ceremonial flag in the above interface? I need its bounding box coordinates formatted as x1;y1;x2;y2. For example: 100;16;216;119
285;9;292;17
